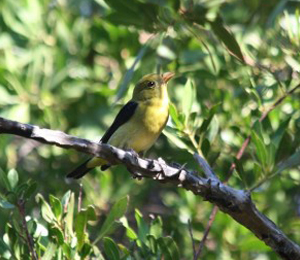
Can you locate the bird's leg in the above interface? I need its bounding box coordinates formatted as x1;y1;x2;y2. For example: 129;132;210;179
125;148;140;161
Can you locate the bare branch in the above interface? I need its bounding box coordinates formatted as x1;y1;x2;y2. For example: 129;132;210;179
16;199;38;260
1;116;300;260
187;219;196;260
193;153;217;180
195;205;218;259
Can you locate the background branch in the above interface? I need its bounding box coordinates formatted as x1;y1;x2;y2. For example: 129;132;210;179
16;199;38;260
197;83;300;257
1;116;300;259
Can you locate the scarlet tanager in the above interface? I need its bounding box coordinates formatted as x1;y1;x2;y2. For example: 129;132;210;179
67;72;175;179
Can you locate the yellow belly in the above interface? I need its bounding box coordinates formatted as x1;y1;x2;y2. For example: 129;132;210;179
109;100;169;152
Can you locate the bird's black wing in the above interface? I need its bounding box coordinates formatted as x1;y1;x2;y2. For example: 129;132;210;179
101;101;138;143
67;101;138;179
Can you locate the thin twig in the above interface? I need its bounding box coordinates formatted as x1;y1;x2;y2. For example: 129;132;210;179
195;83;300;256
228;82;300;180
188;219;197;260
187;26;217;74
78;183;83;213
195;206;218;259
16;199;38;260
259;83;300;123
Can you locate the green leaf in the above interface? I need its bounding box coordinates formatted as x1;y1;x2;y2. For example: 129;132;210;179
157;45;176;60
267;143;276;172
27;218;37;235
271;117;291;149
86;205;97;221
157;236;180;260
105;1;159;32
41;242;57;260
6;191;17;205
118;243;130;257
169;103;183;130
103;237;120;260
0;168;11;191
182;79;195;123
253;162;265;180
61;190;71;209
210;17;244;63
24;181;37;199
76;205;96;250
76;211;88;251
15;183;29;197
7;169;18;189
135;209;149;243
237;234;270;252
251;131;268;169
49;225;64;245
64;192;75;237
95;196;128;243
0;199;15;209
150;216;163;238
198;103;220;135
201;138;210;157
275;132;293;163
170;0;180;11
36;193;56;223
104;0;140;13
62;243;72;259
49;195;62;220
276;150;300;174
234;158;248;188
147;234;158;254
253;121;264;139
163;127;193;153
80;243;93;258
119;217;138;240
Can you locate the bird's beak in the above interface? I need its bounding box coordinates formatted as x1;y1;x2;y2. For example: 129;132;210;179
162;72;175;83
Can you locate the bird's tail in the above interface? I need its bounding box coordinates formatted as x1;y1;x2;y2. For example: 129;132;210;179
67;157;110;179
67;158;94;179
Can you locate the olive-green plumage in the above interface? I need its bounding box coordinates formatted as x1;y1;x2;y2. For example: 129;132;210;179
67;72;174;179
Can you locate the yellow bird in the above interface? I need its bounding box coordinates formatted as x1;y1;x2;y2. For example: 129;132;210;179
67;72;175;179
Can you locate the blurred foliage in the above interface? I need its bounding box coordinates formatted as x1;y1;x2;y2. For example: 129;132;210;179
0;0;300;259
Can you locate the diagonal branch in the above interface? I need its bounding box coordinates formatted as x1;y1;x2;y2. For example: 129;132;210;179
0;116;300;260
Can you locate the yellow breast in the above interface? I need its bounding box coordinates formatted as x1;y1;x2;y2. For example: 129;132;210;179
108;95;169;152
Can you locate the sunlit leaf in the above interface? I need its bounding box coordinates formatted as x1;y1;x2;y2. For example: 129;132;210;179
169;103;183;130
95;196;128;242
36;194;56;223
135;209;149;243
7;169;18;189
0;199;15;209
182;79;195;123
41;242;57;260
49;195;62;221
76;205;97;250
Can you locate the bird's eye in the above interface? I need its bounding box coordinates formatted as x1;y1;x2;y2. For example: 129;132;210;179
147;81;155;88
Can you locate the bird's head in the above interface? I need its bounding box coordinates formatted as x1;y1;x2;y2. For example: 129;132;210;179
132;72;175;101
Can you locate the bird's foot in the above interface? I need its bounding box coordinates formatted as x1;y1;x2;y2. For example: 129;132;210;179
125;148;139;158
